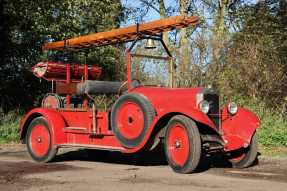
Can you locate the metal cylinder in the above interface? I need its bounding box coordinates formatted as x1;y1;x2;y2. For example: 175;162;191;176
76;80;123;95
32;61;102;81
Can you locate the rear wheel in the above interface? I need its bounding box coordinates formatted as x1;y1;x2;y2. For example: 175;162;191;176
228;133;258;168
26;117;57;163
164;115;201;174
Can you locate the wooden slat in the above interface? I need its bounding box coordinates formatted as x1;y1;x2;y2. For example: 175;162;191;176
43;15;199;51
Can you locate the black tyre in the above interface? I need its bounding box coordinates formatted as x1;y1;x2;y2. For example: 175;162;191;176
228;132;258;168
26;117;57;163
111;93;155;148
164;115;201;174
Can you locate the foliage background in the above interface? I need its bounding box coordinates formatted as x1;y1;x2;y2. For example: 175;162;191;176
0;0;286;147
0;0;124;113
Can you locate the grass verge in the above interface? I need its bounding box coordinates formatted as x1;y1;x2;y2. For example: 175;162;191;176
0;112;20;144
0;100;286;155
260;145;287;157
235;98;287;148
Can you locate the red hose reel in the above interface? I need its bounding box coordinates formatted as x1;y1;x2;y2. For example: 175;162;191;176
32;61;102;81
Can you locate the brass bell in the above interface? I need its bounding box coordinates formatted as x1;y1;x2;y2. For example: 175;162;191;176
145;39;156;49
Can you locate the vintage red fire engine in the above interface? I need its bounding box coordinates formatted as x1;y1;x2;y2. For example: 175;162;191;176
20;16;260;174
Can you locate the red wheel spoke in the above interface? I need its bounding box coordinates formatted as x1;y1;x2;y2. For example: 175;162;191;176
29;124;50;157
116;101;144;139
167;124;189;166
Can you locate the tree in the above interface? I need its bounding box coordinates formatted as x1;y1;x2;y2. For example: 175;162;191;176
178;0;191;78
0;0;123;113
199;0;242;88
124;0;197;87
217;0;287;106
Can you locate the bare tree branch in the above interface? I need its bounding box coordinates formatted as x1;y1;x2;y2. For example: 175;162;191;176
138;0;160;14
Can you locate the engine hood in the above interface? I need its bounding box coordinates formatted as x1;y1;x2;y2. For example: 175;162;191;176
130;86;205;115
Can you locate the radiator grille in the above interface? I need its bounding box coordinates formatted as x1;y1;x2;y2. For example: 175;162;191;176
204;93;220;128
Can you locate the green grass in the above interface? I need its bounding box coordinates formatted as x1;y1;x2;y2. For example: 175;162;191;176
260;146;287;157
235;98;287;147
0;99;287;149
0;112;20;144
258;112;287;147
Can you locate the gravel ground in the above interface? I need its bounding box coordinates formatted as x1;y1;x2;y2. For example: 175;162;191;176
0;144;287;191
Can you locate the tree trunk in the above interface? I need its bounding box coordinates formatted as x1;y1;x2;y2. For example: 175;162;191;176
209;0;229;87
213;0;229;66
158;0;175;87
158;0;168;45
279;0;287;25
214;0;229;39
179;0;190;80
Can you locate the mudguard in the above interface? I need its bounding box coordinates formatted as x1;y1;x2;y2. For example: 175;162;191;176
221;106;260;151
124;107;219;153
158;107;218;132
20;108;67;145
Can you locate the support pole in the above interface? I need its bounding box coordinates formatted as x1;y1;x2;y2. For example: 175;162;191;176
66;63;71;108
126;51;132;89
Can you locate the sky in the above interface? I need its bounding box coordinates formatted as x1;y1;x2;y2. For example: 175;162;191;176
121;0;258;26
121;0;176;25
119;0;260;73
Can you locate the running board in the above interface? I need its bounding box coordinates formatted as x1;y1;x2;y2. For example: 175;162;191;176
57;144;124;151
63;127;114;136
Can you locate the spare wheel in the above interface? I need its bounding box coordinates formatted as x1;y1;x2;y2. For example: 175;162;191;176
111;93;155;148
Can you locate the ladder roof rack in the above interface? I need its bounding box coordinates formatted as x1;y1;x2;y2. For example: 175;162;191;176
43;15;199;51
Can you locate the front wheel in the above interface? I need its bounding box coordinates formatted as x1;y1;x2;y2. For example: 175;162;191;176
228;133;258;168
26;117;57;163
164;115;201;174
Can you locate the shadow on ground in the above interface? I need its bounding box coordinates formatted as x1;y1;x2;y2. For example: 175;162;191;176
54;146;235;173
0;160;83;191
54;147;168;166
0;144;258;173
1;145;287;183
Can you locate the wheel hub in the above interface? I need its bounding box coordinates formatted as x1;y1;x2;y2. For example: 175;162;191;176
174;140;181;149
167;124;190;166
128;116;134;124
37;137;42;143
30;124;50;157
116;102;144;139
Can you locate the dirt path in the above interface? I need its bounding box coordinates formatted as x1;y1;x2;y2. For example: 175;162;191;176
0;144;287;191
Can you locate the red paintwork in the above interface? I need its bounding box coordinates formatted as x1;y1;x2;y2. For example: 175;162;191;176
20;99;260;154
131;87;217;131
20;86;222;154
167;123;189;166
116;102;145;139
20;108;66;145
66;64;71;108
20;17;261;161
221;106;260;151
29;124;50;157
126;51;132;89
119;86;220;153
20;108;124;151
32;61;102;82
